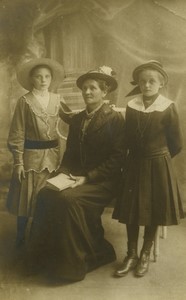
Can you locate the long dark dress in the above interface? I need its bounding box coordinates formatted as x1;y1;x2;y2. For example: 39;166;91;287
113;94;184;226
27;104;125;281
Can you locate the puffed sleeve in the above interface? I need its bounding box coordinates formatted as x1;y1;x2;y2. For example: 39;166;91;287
7;97;26;166
164;103;182;158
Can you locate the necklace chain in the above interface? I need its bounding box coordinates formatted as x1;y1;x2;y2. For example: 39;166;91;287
136;111;151;138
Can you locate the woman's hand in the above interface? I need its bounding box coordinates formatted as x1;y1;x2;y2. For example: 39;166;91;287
70;175;87;188
13;165;25;182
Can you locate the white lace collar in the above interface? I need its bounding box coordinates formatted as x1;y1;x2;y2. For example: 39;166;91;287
128;94;173;113
32;88;50;110
32;88;49;98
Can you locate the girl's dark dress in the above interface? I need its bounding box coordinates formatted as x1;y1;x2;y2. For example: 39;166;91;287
113;94;184;226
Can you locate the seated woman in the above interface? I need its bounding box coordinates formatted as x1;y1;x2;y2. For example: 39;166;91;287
26;66;125;282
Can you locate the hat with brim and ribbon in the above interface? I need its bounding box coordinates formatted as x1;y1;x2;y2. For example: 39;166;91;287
126;60;168;97
76;66;118;92
16;58;65;91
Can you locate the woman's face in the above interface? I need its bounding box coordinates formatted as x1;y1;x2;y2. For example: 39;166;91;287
31;67;52;91
138;69;163;97
81;79;106;110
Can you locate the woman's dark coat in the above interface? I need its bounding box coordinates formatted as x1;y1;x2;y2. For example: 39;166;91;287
27;103;125;281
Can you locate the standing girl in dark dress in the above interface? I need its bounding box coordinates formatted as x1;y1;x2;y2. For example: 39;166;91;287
113;60;184;277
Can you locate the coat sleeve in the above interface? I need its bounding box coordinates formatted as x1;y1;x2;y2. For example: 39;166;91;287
7;97;26;166
165;103;182;158
60;120;78;174
87;113;126;182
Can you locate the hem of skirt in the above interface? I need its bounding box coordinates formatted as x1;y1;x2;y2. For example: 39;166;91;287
53;274;86;282
112;218;184;226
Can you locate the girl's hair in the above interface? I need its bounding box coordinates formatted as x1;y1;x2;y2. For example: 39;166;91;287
29;64;53;78
156;72;165;85
138;68;165;85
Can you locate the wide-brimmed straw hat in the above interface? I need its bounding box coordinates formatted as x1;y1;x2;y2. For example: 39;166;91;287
126;60;168;97
16;58;65;91
76;66;118;92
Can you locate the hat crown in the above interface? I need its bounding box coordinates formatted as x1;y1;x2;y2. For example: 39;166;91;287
144;60;163;68
132;60;168;83
88;66;116;77
76;65;118;92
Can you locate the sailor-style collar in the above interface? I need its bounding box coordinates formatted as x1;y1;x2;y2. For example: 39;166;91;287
128;94;173;113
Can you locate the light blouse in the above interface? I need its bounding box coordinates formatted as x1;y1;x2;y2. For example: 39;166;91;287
8;92;62;173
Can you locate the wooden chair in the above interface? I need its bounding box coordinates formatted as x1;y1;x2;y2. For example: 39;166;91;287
153;226;167;262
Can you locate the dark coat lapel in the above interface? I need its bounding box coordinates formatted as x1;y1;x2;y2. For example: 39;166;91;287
86;104;112;135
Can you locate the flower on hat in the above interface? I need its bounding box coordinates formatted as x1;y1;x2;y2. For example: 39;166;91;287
76;65;118;92
98;66;116;77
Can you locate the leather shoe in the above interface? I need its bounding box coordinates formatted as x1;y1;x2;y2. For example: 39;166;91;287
135;251;150;277
114;255;138;277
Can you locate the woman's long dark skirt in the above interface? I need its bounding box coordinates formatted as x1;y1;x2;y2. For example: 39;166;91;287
26;183;116;281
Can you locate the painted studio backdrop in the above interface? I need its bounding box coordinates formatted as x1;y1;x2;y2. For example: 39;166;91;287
0;0;186;210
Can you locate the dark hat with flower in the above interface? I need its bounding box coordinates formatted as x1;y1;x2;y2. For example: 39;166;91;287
16;58;65;91
127;60;168;97
76;66;118;92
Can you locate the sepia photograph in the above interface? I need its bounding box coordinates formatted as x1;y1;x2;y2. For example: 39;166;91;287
0;0;186;299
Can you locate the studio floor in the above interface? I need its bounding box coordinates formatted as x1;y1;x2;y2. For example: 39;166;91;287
0;208;186;300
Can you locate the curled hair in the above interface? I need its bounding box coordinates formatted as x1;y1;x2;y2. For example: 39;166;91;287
95;79;110;93
29;64;53;78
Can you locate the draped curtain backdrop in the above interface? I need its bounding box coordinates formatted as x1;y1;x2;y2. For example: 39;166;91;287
0;0;186;205
32;0;186;202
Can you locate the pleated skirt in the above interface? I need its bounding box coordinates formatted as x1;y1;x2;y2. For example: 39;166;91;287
113;153;184;225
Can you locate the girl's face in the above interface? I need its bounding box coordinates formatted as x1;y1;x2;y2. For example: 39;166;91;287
138;70;163;97
31;67;52;91
81;79;106;110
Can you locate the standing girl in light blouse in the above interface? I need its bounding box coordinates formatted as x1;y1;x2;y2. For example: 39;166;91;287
7;58;65;247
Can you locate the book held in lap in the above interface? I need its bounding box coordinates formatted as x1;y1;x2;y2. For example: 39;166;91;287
46;173;75;191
